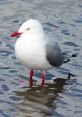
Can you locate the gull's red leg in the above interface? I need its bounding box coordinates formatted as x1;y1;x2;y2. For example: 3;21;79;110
29;69;33;87
41;71;45;87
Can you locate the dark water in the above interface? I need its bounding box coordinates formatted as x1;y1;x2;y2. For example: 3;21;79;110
0;0;82;117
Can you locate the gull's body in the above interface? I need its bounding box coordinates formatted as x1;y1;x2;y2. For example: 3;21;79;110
11;19;64;86
15;29;52;70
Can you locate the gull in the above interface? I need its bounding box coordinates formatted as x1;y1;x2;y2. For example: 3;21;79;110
10;19;64;86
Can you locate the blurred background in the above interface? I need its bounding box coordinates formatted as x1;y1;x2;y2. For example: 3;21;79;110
0;0;82;117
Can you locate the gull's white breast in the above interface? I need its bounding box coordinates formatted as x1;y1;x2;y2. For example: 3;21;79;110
15;34;52;70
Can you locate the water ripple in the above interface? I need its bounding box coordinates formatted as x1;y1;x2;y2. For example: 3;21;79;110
0;0;82;117
0;50;13;56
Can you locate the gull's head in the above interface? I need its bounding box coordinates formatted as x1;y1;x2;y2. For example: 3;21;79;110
10;19;43;37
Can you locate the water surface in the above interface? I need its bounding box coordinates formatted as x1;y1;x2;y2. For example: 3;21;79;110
0;0;82;117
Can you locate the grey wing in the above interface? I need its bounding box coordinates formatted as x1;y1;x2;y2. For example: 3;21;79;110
46;42;64;67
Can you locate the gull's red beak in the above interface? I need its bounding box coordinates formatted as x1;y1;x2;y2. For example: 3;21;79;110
10;31;22;37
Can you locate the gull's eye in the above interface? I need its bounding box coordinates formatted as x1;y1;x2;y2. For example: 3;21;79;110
26;28;30;30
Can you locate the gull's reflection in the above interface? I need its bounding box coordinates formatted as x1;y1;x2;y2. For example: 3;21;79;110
15;77;70;117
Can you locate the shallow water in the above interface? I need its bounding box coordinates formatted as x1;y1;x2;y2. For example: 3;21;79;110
0;0;82;117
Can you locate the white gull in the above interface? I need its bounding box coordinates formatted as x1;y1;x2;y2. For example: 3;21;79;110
10;19;64;86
